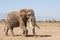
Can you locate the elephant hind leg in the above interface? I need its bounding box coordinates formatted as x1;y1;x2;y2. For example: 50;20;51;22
5;26;9;36
9;27;14;36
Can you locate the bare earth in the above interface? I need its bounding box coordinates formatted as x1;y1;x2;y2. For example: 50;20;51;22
0;22;60;40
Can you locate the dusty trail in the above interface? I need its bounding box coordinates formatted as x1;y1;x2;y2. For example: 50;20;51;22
0;22;60;40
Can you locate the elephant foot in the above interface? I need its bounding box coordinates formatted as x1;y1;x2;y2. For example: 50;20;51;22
33;32;37;37
33;34;37;38
10;34;15;37
5;32;9;36
5;34;9;36
22;30;28;37
22;33;27;37
21;34;26;37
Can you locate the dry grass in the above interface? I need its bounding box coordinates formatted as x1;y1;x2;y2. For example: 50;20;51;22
0;22;60;40
37;22;60;27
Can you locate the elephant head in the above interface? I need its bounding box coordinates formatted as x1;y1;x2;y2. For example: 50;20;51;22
26;9;40;36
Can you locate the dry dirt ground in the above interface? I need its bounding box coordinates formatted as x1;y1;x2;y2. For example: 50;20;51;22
0;22;60;40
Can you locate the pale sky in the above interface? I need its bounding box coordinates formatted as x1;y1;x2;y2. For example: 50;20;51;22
0;0;60;21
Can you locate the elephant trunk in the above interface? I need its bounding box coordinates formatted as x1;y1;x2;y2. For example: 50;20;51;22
29;16;35;28
29;16;40;29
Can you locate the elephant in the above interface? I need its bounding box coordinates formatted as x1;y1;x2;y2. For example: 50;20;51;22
4;9;28;36
4;9;40;37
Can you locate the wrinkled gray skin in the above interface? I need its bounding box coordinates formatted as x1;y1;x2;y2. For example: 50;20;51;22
4;9;40;37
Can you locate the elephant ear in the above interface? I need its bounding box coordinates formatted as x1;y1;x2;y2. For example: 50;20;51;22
20;9;25;12
20;9;26;14
19;9;26;17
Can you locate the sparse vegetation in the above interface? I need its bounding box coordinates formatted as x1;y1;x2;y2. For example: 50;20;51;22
36;20;60;23
0;20;60;40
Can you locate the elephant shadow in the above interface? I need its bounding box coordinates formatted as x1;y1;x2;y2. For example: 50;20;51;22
26;35;52;37
14;34;52;37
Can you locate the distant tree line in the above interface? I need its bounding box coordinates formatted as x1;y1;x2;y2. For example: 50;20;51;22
0;19;60;23
0;19;5;23
37;20;60;23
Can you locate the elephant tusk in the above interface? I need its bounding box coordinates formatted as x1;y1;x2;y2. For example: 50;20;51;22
29;20;34;28
28;19;40;29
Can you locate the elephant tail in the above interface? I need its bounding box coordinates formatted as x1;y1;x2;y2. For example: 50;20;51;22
4;27;5;31
35;23;40;29
3;21;7;32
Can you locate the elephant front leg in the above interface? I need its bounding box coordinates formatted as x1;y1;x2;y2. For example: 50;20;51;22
5;25;9;36
5;27;9;36
32;27;36;36
19;17;28;37
22;27;28;37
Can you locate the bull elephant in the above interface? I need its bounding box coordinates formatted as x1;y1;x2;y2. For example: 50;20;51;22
4;9;40;37
26;9;40;36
